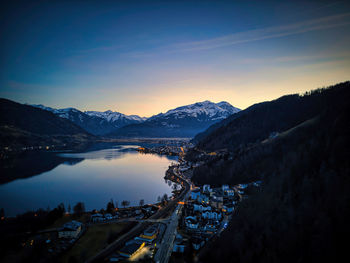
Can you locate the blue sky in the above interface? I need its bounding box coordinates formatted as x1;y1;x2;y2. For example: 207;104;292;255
1;0;350;116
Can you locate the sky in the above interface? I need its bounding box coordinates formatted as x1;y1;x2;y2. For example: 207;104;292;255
1;0;350;117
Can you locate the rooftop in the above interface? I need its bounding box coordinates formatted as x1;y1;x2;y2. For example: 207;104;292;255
119;242;145;257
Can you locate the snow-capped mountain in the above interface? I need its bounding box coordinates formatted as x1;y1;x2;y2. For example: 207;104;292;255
149;100;240;122
85;110;147;123
112;101;240;138
31;105;145;135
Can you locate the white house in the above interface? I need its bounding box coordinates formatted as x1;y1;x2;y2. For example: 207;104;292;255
222;185;229;191
91;213;104;223
203;184;212;193
185;216;199;229
238;184;248;189
225;188;235;196
210;196;224;209
202;211;222;220
173;234;186;253
193;203;212;212
198;193;210;203
104;213;113;220
203;223;217;232
58;220;82;239
191;189;201;200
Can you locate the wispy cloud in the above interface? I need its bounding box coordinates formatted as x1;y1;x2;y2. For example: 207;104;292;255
171;13;350;51
76;45;125;54
239;50;350;64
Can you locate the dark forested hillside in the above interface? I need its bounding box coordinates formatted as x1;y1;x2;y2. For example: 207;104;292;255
0;98;94;149
190;82;350;263
195;81;350;151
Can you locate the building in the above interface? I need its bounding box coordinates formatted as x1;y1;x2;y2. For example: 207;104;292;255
173;234;186;253
198;193;210;203
193;203;212;212
139;225;159;242
203;184;212;193
192;236;205;250
222;203;234;213
225;188;235;196
185;216;199;230
118;242;145;258
91;213;104;223
104;213;113;220
210;196;224;209
222;185;229;191
191;189;201;200
202;211;222;220
203;223;217;232
58;220;82;239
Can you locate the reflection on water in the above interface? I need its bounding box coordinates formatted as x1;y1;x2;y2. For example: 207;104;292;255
0;144;177;216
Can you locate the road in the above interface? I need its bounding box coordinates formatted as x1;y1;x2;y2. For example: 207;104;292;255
154;167;191;263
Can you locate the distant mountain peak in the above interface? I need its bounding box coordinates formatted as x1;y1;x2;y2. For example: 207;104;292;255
158;100;240;120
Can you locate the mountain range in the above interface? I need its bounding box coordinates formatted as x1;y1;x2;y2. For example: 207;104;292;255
32;101;240;138
110;101;240;138
31;105;146;135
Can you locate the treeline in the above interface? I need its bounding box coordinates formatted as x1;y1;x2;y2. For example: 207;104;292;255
191;82;350;262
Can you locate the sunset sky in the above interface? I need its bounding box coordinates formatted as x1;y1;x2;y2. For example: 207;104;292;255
1;0;350;117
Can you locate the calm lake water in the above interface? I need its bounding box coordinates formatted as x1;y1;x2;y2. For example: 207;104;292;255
0;144;177;216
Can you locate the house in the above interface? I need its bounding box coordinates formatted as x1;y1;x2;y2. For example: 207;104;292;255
202;211;222;220
210;196;224;209
134;209;142;215
203;184;212;193
91;213;104;223
237;184;248;189
118;242;145;258
222;185;229;192
203;223;217;232
225;188;235;196
173;234;186;253
198;193;210;203
222;204;234;213
185;216;199;229
191;189;201;200
58;220;82;239
192;236;205;250
193;203;212;212
104;213;113;220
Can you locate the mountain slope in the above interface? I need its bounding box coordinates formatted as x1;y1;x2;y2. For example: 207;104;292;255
195;82;350;151
111;101;240;138
0;99;94;149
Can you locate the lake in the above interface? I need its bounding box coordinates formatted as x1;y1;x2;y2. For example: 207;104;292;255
0;144;177;216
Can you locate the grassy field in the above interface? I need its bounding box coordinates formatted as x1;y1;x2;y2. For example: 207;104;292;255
60;222;133;263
